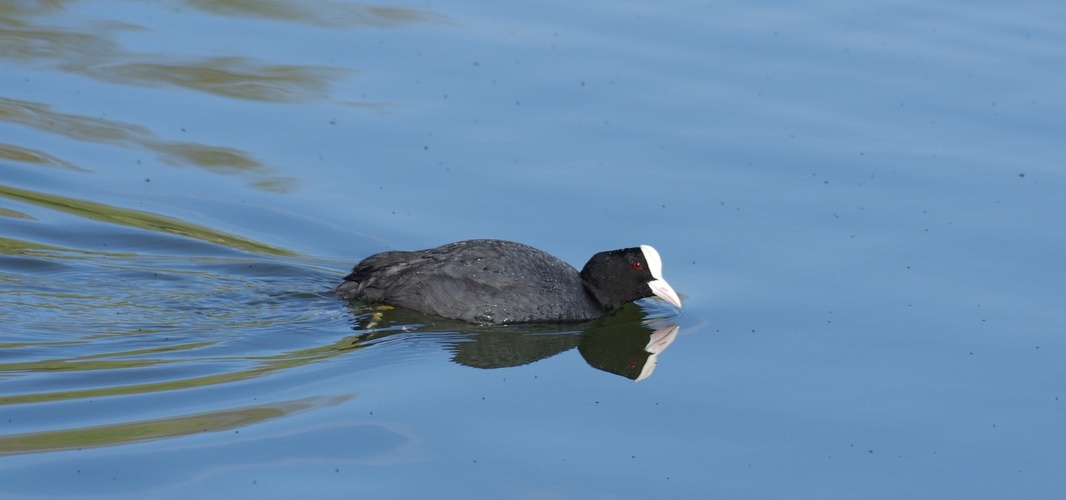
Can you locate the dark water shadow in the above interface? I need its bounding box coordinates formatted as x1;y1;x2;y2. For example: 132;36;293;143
339;302;681;381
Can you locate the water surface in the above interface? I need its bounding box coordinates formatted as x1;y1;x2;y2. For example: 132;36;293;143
2;1;1065;498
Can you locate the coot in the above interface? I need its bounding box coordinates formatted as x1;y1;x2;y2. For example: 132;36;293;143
332;239;681;325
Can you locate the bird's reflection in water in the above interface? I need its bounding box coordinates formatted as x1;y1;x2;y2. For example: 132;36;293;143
342;303;680;381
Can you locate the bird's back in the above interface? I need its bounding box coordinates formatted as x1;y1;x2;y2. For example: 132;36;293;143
332;240;604;324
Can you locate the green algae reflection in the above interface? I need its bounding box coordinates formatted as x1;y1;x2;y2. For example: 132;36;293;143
0;331;369;406
0;10;350;103
0;395;349;455
0;142;87;172
0;97;298;193
0;184;293;256
186;0;449;28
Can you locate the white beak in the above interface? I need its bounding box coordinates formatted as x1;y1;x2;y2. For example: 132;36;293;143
648;278;682;309
639;245;681;309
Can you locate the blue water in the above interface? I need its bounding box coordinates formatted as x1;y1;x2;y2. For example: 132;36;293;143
2;1;1065;498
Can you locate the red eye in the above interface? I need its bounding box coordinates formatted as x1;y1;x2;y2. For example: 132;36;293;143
632;262;642;271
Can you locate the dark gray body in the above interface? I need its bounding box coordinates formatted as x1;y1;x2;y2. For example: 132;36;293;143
332;240;605;324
